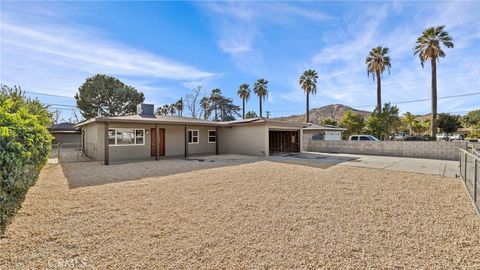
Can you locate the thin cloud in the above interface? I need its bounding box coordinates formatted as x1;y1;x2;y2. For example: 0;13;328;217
199;2;332;75
1;23;214;81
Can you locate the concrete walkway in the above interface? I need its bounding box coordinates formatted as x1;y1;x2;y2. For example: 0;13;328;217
296;152;460;177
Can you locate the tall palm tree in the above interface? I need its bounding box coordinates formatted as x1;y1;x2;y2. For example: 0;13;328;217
366;46;391;113
237;83;251;119
299;69;318;123
414;25;454;138
168;104;176;116
253;79;268;117
210;88;222;121
161;104;169;115
175;98;183;117
200;96;210;120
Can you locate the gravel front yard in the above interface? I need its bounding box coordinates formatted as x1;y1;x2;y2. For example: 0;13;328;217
1;159;480;269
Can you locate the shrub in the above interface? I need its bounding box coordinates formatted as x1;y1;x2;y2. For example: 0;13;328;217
0;85;52;235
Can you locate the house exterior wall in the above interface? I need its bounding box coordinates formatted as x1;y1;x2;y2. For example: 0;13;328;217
51;133;81;145
325;131;342;141
218;124;267;156
81;122;217;162
82;123;100;160
303;130;343;141
186;125;217;155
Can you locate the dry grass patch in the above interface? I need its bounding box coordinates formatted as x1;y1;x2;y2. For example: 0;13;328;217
1;160;480;269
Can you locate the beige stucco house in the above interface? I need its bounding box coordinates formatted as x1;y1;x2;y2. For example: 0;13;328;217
76;104;313;164
77;104;312;164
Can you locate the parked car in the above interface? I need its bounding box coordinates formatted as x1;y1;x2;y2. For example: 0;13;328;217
436;133;448;141
404;136;429;141
349;135;380;141
393;132;407;141
449;134;465;141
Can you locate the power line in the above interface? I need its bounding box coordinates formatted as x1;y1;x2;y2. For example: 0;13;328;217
49;107;78;111
355;92;480;108
45;103;77;108
24;90;75;99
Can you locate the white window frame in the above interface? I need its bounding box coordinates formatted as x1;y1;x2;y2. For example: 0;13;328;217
108;128;145;146
208;130;217;143
188;129;199;144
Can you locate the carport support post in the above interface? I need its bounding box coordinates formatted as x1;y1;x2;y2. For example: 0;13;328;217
299;129;304;153
216;126;219;155
155;124;160;160
184;125;188;159
104;122;109;165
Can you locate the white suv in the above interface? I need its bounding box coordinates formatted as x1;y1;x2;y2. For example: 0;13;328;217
348;135;380;141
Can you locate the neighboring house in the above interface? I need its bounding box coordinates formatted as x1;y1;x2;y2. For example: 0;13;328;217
303;123;346;141
48;122;81;145
76;104;307;164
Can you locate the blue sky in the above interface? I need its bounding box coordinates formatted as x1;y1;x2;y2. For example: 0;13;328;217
1;1;479;121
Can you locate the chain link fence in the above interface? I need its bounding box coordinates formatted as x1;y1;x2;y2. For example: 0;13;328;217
459;148;479;215
51;143;92;163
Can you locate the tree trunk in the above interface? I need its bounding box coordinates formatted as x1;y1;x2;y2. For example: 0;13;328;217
431;59;437;138
259;98;263;118
306;93;310;123
242;99;245;119
376;71;382;113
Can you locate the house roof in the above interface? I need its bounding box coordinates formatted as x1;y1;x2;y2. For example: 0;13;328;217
76;115;308;128
76;115;226;127
303;123;347;131
49;122;80;133
226;118;308;127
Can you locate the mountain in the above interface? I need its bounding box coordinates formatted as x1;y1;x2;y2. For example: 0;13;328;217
276;104;372;123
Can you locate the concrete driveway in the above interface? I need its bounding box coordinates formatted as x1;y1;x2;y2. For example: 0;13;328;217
278;152;460;177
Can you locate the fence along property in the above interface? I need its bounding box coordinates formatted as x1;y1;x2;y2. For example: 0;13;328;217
51;143;91;163
459;147;480;215
303;138;480;161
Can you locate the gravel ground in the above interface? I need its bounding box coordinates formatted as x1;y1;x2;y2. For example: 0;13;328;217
1;160;480;269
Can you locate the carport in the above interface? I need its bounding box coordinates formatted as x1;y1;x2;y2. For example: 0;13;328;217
269;130;300;153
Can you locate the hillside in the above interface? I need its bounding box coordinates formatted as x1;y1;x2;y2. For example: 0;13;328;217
277;104;371;123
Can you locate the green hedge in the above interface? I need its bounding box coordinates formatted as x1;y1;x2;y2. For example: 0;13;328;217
0;86;52;235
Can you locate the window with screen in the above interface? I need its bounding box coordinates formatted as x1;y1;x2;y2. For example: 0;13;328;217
188;130;199;144
208;130;216;143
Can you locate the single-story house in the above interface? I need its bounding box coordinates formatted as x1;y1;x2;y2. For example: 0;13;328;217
76;104;308;164
302;123;347;141
48;122;81;145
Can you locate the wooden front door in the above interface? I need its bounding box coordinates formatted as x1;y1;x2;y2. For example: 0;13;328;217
151;128;165;157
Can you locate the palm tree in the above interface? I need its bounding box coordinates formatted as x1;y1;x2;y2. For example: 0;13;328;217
175;98;183;117
253;79;268;117
237;83;251;119
402;112;416;136
299;69;318;123
210;89;222;121
168;104;176;116
366;46;391;113
414;25;454;138
200;96;210;120
162;104;169;115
